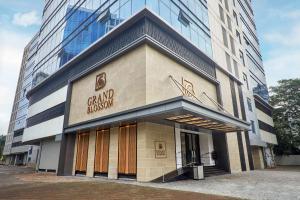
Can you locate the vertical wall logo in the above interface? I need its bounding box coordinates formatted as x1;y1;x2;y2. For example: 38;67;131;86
95;72;106;91
181;77;195;97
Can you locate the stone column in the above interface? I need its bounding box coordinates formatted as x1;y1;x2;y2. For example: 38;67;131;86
72;134;78;176
108;127;119;179
86;130;96;177
241;131;250;171
226;132;242;173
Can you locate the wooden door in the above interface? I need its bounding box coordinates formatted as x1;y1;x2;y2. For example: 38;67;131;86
75;132;89;172
118;124;137;175
94;129;110;173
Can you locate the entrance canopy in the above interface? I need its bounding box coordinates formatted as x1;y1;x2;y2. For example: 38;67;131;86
65;96;250;133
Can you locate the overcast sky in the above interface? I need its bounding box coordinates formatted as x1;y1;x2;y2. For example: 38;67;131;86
0;0;299;135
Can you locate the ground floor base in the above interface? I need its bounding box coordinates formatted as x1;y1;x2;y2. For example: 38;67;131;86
58;122;252;182
251;145;276;169
5;153;28;166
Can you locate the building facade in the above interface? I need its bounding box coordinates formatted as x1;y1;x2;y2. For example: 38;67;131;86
3;35;39;166
4;0;276;178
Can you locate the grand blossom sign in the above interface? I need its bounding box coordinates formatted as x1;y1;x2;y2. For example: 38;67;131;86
87;72;114;114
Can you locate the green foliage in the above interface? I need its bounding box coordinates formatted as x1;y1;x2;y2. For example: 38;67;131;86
270;79;300;155
0;135;5;161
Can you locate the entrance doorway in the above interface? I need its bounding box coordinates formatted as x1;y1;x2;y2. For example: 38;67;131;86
181;132;201;166
75;132;89;174
94;129;110;175
118;124;137;177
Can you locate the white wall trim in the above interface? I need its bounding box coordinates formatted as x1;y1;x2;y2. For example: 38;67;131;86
27;86;68;118
23;116;64;142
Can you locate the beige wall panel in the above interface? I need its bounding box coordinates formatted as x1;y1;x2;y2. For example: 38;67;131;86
72;135;78;176
69;44;221;126
241;131;250;171
252;147;265;169
145;45;218;109
108;127;119;179
216;70;234;115
86;130;96;177
256;109;274;126
260;130;278;145
226;132;242;173
137;122;176;182
69;46;147;125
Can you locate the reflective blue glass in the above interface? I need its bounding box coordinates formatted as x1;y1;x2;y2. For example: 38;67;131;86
33;0;212;85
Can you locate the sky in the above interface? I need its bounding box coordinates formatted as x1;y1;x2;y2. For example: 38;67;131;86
0;0;299;135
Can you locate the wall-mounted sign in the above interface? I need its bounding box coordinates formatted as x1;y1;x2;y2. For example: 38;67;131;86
155;141;167;159
87;72;114;114
181;77;195;97
95;72;106;91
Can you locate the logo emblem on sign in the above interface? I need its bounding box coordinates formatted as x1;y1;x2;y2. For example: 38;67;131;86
95;72;106;91
182;78;195;97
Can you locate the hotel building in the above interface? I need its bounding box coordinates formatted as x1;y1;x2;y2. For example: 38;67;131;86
4;0;277;180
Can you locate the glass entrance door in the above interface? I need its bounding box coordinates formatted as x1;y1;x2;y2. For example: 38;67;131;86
181;132;201;166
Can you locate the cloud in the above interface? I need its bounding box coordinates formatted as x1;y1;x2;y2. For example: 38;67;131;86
267;8;300;20
264;25;300;46
0;29;31;135
264;50;300;87
12;10;41;27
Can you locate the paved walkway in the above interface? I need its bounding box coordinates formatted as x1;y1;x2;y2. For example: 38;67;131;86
0;165;299;200
126;169;300;200
0;165;239;200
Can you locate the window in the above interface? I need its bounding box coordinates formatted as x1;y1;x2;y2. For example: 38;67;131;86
243;73;249;89
178;10;190;27
227;15;232;31
230;35;236;55
222;26;228;47
247;98;253;111
236;30;241;44
239;50;245;66
251;120;256;133
23;88;26;98
233;11;238;26
29;146;33;155
225;52;232;72
232;0;236;7
233;59;239;78
219;5;225;23
224;0;229;11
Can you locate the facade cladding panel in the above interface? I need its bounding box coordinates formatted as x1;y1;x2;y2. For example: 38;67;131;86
4;0;276;177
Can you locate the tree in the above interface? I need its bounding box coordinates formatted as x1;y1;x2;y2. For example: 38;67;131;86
269;79;300;155
0;135;6;161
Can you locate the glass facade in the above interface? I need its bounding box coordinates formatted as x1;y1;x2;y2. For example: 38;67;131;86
33;0;212;85
14;36;39;130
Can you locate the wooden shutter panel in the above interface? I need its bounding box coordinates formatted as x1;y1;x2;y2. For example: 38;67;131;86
75;132;89;172
94;129;110;173
118;124;136;175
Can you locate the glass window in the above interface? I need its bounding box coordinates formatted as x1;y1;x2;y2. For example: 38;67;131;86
227;14;232;31
233;11;238;26
230;35;236;55
247;98;253;111
251;120;256;133
236;30;241;44
222;26;228;47
239;50;245;66
225;52;232;72
243;73;249;89
224;0;229;11
219;5;225;23
233;59;239;78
